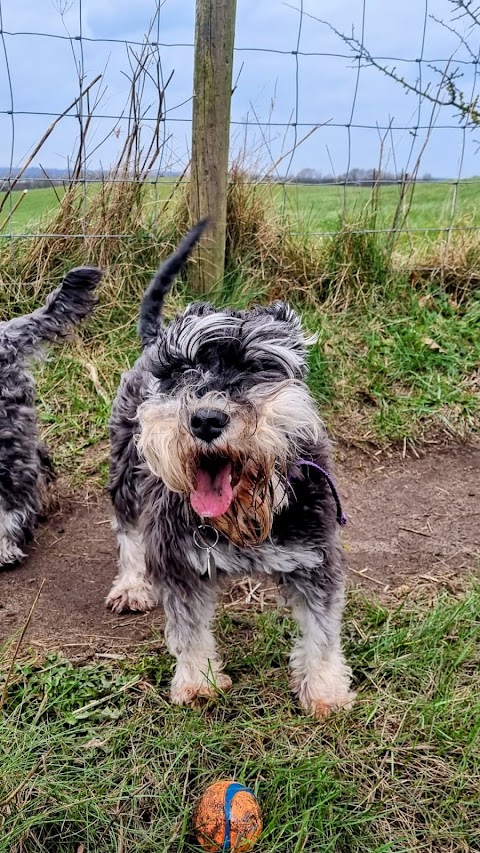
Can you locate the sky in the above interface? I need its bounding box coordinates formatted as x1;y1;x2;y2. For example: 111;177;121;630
0;0;479;178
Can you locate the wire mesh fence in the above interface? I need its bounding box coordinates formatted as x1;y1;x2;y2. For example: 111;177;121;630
0;0;479;247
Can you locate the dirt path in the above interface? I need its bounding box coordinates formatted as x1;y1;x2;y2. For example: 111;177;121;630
1;446;478;653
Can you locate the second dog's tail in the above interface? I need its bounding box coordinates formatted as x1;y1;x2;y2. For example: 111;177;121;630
1;266;102;358
138;219;208;347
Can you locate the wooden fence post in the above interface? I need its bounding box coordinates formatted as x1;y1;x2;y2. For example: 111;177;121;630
190;0;237;294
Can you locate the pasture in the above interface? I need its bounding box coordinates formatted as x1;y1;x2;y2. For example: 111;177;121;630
2;179;480;247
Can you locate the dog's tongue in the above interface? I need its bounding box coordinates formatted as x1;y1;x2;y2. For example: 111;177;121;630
190;461;233;518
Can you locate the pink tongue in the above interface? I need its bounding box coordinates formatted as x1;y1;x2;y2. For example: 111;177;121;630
190;462;233;518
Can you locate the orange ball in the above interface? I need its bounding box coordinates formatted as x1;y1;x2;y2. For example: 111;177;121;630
193;780;262;852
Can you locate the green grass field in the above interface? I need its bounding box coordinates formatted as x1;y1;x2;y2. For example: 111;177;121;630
0;182;177;235
2;180;480;244
1;589;479;851
280;179;480;237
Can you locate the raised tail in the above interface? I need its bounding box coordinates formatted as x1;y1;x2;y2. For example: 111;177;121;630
138;219;208;347
1;266;102;358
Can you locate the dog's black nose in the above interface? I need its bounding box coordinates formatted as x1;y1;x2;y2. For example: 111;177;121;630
190;408;229;442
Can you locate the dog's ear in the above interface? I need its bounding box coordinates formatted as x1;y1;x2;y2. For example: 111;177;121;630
255;301;302;329
252;301;318;356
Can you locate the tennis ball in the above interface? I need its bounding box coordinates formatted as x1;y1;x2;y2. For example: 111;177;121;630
193;780;262;852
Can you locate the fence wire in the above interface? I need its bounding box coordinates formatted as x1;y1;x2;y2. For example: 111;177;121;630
0;0;478;244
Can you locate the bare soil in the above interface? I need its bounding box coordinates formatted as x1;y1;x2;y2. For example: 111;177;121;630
1;446;478;654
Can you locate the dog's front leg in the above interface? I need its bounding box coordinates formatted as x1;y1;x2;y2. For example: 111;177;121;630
161;573;232;706
106;521;158;613
285;562;355;719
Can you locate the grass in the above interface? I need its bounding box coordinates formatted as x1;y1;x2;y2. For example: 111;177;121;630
1;49;477;853
0;181;177;236
1;587;479;852
25;268;479;477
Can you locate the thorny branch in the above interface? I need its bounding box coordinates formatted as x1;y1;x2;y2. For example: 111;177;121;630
291;1;480;127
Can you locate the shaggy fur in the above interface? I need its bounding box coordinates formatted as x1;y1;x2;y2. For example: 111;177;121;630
0;267;102;566
107;222;354;718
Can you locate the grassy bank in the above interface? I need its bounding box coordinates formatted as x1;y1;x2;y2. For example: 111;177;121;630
28;269;480;480
1;587;478;852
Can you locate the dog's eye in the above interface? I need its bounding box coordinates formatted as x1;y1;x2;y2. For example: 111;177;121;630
160;377;176;391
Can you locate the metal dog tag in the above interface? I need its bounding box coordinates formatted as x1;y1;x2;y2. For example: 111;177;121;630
206;549;217;582
193;525;219;582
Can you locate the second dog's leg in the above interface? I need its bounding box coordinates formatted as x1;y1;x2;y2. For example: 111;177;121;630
106;521;157;613
0;458;41;568
163;577;232;705
0;505;30;566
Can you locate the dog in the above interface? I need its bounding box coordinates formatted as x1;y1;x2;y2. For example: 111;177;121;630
0;266;102;567
107;221;354;718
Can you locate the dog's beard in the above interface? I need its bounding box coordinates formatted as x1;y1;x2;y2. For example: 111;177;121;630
137;381;322;547
137;407;282;546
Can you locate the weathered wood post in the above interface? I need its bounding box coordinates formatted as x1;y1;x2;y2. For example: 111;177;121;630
190;0;237;293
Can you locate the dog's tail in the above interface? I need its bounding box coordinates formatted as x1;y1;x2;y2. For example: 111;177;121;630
1;266;102;358
138;219;208;347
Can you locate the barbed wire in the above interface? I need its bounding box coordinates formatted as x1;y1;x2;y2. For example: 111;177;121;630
0;0;479;244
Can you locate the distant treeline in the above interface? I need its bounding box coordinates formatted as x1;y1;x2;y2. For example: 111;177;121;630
286;168;438;185
0;168;181;193
0;167;470;192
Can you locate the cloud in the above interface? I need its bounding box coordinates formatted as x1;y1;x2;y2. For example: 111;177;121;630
0;0;478;177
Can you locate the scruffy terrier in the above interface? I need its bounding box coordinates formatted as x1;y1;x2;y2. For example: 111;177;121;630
107;221;354;718
0;266;102;567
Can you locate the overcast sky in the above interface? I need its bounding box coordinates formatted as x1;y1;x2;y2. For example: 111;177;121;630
0;0;478;178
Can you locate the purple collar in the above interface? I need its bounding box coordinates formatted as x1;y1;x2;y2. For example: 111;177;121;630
291;459;347;526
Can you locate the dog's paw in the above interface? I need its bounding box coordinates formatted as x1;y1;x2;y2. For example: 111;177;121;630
297;690;356;719
105;580;157;614
0;538;26;568
170;672;233;706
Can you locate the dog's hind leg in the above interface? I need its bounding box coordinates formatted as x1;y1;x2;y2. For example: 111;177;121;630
106;519;157;613
285;556;355;719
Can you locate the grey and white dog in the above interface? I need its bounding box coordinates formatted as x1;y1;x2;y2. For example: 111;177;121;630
0;266;102;567
107;222;354;718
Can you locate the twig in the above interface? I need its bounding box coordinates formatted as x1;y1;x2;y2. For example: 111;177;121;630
70;676;140;717
0;189;29;233
81;359;111;405
398;526;432;538
117;817;124;853
263;124;326;181
0;753;47;806
0;579;46;712
348;566;386;586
